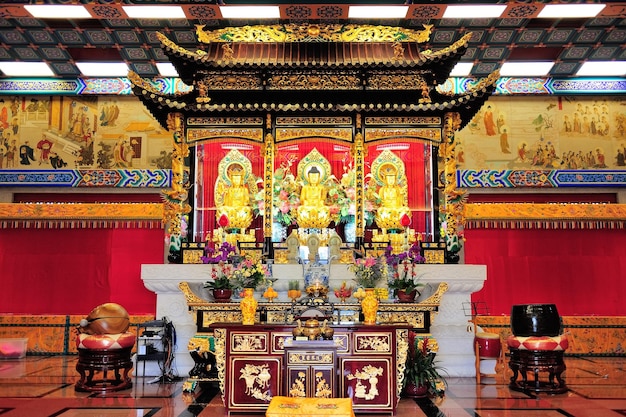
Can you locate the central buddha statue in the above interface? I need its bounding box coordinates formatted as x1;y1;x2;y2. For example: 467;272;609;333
296;165;331;229
215;161;254;231
375;164;410;230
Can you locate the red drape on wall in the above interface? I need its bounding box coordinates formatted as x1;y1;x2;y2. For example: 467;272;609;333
465;228;626;316
0;228;163;315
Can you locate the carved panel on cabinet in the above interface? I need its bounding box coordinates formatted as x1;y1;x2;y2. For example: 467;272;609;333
341;357;393;410
354;332;392;354
228;357;281;409
230;332;268;353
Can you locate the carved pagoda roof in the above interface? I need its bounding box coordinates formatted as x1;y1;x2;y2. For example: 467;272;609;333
130;23;500;133
158;23;471;86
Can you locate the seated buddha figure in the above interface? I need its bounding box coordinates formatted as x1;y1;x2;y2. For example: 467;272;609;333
375;165;410;230
216;164;253;230
296;166;331;229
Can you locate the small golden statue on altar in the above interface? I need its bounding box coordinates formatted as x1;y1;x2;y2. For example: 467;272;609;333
214;150;257;234
295;149;332;229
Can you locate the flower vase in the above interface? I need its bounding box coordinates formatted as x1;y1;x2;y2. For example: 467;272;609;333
403;382;429;398
361;288;379;325
212;288;233;302
240;288;258;325
396;289;417;303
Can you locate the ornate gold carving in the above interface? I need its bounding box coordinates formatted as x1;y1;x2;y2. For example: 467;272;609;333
239;363;272;401
201;72;262;90
367;72;428;90
420;282;449;306
0;203;162;221
187;117;264;126
178;282;207;305
465;203;626;221
188;335;212;353
315;372;333;398
289;372;306;397
162;113;191;236
288;352;334;364
396;328;409;401
356;335;391;352
221;43;234;60
440;112;464;249
267;71;360;90
365;128;441;143
275;127;352;142
276;116;352;125
213;328;226;396
365;116;441;125
196;23;433;44
187;128;264;143
345;365;384;400
232;334;266;352
391;42;405;61
127;70;163;94
195;80;211;103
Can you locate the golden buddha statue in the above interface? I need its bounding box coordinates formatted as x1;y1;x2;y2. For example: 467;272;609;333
215;162;253;230
375;164;410;230
296;165;331;229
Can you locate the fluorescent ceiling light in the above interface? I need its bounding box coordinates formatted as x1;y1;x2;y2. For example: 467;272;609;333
576;61;626;76
24;5;91;19
538;4;605;18
500;61;554;77
450;62;474;77
122;6;186;19
348;6;409;19
0;62;54;77
442;5;506;19
76;62;129;77
219;6;280;19
156;63;179;77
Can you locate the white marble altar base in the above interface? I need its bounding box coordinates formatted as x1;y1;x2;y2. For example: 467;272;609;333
141;263;486;378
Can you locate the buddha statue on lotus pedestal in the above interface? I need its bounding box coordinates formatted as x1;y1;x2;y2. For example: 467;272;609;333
214;151;257;238
375;164;410;230
296;165;331;229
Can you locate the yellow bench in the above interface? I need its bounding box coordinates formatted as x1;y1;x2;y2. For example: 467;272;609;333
265;396;355;417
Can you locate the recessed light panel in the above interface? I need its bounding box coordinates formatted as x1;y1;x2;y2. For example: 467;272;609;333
442;5;506;19
219;6;280;19
76;62;129;77
500;62;555;76
122;6;186;19
24;5;92;19
576;61;626;76
348;6;409;19
0;62;55;77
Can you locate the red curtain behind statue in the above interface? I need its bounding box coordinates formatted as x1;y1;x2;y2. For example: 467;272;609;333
0;228;162;315
465;228;626;316
193;139;429;243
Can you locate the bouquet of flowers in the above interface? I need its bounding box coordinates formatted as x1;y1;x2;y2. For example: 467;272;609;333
327;153;356;224
230;258;271;290
349;256;389;288
254;158;300;227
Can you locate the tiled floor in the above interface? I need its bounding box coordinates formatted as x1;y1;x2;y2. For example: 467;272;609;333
0;355;625;417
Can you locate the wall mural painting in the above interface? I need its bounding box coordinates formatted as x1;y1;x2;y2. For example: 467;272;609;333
456;95;626;175
0;95;172;174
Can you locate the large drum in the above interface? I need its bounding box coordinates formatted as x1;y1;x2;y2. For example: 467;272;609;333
510;304;561;337
475;332;501;359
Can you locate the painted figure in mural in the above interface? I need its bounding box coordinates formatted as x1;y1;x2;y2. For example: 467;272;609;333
296;166;331;228
500;127;510;153
19;141;35;165
217;163;253;229
483;105;497;136
375;165;409;229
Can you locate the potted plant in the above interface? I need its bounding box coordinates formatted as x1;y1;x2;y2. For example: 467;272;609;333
203;262;238;302
385;244;426;302
404;332;447;401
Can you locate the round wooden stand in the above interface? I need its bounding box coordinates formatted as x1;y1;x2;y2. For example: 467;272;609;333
75;347;133;392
